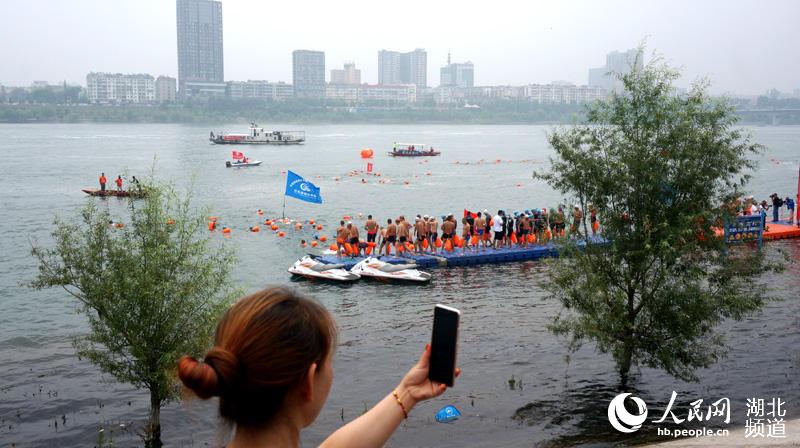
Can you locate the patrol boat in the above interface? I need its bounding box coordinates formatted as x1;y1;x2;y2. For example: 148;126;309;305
210;123;305;145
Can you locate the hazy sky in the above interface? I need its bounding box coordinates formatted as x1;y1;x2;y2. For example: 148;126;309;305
1;0;798;94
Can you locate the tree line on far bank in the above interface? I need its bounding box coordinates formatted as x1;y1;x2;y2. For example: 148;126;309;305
2;91;796;124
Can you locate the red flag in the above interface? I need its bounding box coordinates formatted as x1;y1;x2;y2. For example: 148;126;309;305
367;162;373;173
463;209;478;218
232;151;244;160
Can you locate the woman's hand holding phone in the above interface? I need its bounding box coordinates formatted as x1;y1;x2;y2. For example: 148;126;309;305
394;344;461;413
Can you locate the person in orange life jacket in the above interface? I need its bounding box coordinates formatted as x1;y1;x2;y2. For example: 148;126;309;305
115;175;123;192
99;173;107;192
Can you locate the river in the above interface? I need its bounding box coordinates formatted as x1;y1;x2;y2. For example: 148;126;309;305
0;123;798;447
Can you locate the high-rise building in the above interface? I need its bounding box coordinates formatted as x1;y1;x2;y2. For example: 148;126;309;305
86;73;155;104
155;76;177;103
378;50;402;85
378;49;427;88
293;50;326;98
401;49;427;89
440;54;474;88
330;63;361;85
176;0;225;98
588;48;642;93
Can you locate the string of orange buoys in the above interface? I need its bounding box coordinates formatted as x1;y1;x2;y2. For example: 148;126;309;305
205;210;327;245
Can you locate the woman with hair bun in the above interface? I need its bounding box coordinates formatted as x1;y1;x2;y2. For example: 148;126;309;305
178;286;458;447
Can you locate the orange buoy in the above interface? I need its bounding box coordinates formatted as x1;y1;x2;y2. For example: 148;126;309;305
311;241;318;248
344;243;353;255
360;148;374;159
422;239;429;249
435;237;443;248
320;235;328;242
114;222;124;229
250;226;260;232
592;221;600;232
404;242;414;252
470;235;478;245
316;225;323;231
309;219;315;225
166;218;176;225
270;225;279;231
545;229;552;239
265;220;272;226
527;233;535;243
511;233;518;244
277;231;285;237
208;221;216;231
222;227;231;234
330;244;338;251
444;239;453;252
365;245;372;255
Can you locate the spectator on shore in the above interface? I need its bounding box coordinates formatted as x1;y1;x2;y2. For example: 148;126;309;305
178;287;458;448
770;193;783;223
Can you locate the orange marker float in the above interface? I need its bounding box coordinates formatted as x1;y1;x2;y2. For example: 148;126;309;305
270;225;279;231
222;227;231;234
277;231;285;237
250;226;260;232
330;244;338;251
320;235;327;242
311;241;318;248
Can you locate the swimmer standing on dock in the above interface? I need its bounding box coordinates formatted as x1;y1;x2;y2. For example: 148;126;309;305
383;219;397;256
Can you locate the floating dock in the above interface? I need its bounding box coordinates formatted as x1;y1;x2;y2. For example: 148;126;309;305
314;238;606;270
764;220;800;240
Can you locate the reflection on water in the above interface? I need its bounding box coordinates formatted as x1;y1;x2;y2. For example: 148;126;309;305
0;123;798;447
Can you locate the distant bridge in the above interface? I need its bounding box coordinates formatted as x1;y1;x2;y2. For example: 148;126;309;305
735;108;800;125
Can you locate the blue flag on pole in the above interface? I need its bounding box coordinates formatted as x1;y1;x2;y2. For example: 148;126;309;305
285;170;322;204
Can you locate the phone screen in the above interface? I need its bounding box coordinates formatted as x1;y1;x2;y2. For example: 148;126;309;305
429;304;460;387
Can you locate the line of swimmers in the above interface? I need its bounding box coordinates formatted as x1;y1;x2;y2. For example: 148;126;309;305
332;206;599;257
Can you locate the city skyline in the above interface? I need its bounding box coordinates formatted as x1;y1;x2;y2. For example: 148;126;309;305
1;0;799;94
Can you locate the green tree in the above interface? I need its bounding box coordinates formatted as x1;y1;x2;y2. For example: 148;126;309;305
540;50;782;384
30;183;237;446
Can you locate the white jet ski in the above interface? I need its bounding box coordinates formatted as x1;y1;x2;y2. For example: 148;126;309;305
226;160;263;167
351;257;432;283
288;256;360;282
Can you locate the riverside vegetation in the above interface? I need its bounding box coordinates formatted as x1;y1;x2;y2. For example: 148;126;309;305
30;183;239;447
539;50;786;384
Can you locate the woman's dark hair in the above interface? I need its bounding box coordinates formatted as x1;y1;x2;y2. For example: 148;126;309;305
178;287;337;427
